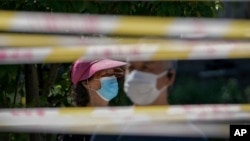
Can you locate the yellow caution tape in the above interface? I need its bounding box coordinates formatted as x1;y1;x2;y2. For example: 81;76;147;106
0;104;249;137
0;40;250;64
0;10;249;39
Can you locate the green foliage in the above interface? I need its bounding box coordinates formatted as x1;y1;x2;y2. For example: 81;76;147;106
220;78;246;103
0;0;222;17
169;77;247;105
0;133;29;141
47;65;73;107
0;0;225;141
0;65;24;108
0;0;223;108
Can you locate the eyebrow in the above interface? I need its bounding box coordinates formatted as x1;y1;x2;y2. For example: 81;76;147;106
100;70;109;76
129;63;150;71
100;69;115;76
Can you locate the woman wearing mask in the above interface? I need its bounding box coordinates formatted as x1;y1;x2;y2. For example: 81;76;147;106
71;59;126;107
57;59;127;141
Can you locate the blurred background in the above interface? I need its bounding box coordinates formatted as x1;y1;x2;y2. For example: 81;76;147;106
0;0;250;141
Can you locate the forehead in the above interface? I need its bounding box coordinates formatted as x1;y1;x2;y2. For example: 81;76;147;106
92;67;123;77
94;68;115;75
128;61;169;74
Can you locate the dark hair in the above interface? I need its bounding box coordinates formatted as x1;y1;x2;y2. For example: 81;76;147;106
74;81;90;106
70;65;125;106
69;64;90;107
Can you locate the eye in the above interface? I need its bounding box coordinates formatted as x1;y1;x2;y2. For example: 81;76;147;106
95;70;108;78
100;72;110;77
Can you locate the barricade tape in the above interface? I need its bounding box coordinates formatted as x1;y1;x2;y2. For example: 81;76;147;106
0;123;231;138
0;104;250;137
0;33;177;47
0;123;230;138
0;40;250;64
0;10;250;39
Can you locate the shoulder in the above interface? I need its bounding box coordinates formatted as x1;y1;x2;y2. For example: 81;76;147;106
117;135;208;141
56;134;91;141
90;134;119;141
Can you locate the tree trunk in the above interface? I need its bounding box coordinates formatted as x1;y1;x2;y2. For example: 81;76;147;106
24;64;42;141
25;64;40;107
0;133;9;141
41;64;60;106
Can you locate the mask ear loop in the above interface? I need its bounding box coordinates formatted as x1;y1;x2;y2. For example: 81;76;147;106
158;85;168;94
156;71;168;94
86;79;96;92
157;71;168;78
87;77;111;92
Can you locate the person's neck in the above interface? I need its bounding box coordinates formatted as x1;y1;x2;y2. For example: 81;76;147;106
151;91;168;105
88;102;108;107
89;91;109;107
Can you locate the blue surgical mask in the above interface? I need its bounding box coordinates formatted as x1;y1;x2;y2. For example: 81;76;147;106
96;75;118;101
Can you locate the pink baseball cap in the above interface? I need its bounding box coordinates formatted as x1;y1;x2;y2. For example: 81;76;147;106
71;59;127;86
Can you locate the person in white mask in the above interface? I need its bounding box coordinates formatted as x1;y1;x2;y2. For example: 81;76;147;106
124;61;175;106
120;60;208;141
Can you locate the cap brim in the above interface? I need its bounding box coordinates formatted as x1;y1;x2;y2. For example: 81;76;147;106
89;59;127;77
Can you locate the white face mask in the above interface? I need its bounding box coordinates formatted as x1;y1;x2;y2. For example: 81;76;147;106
124;70;168;105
